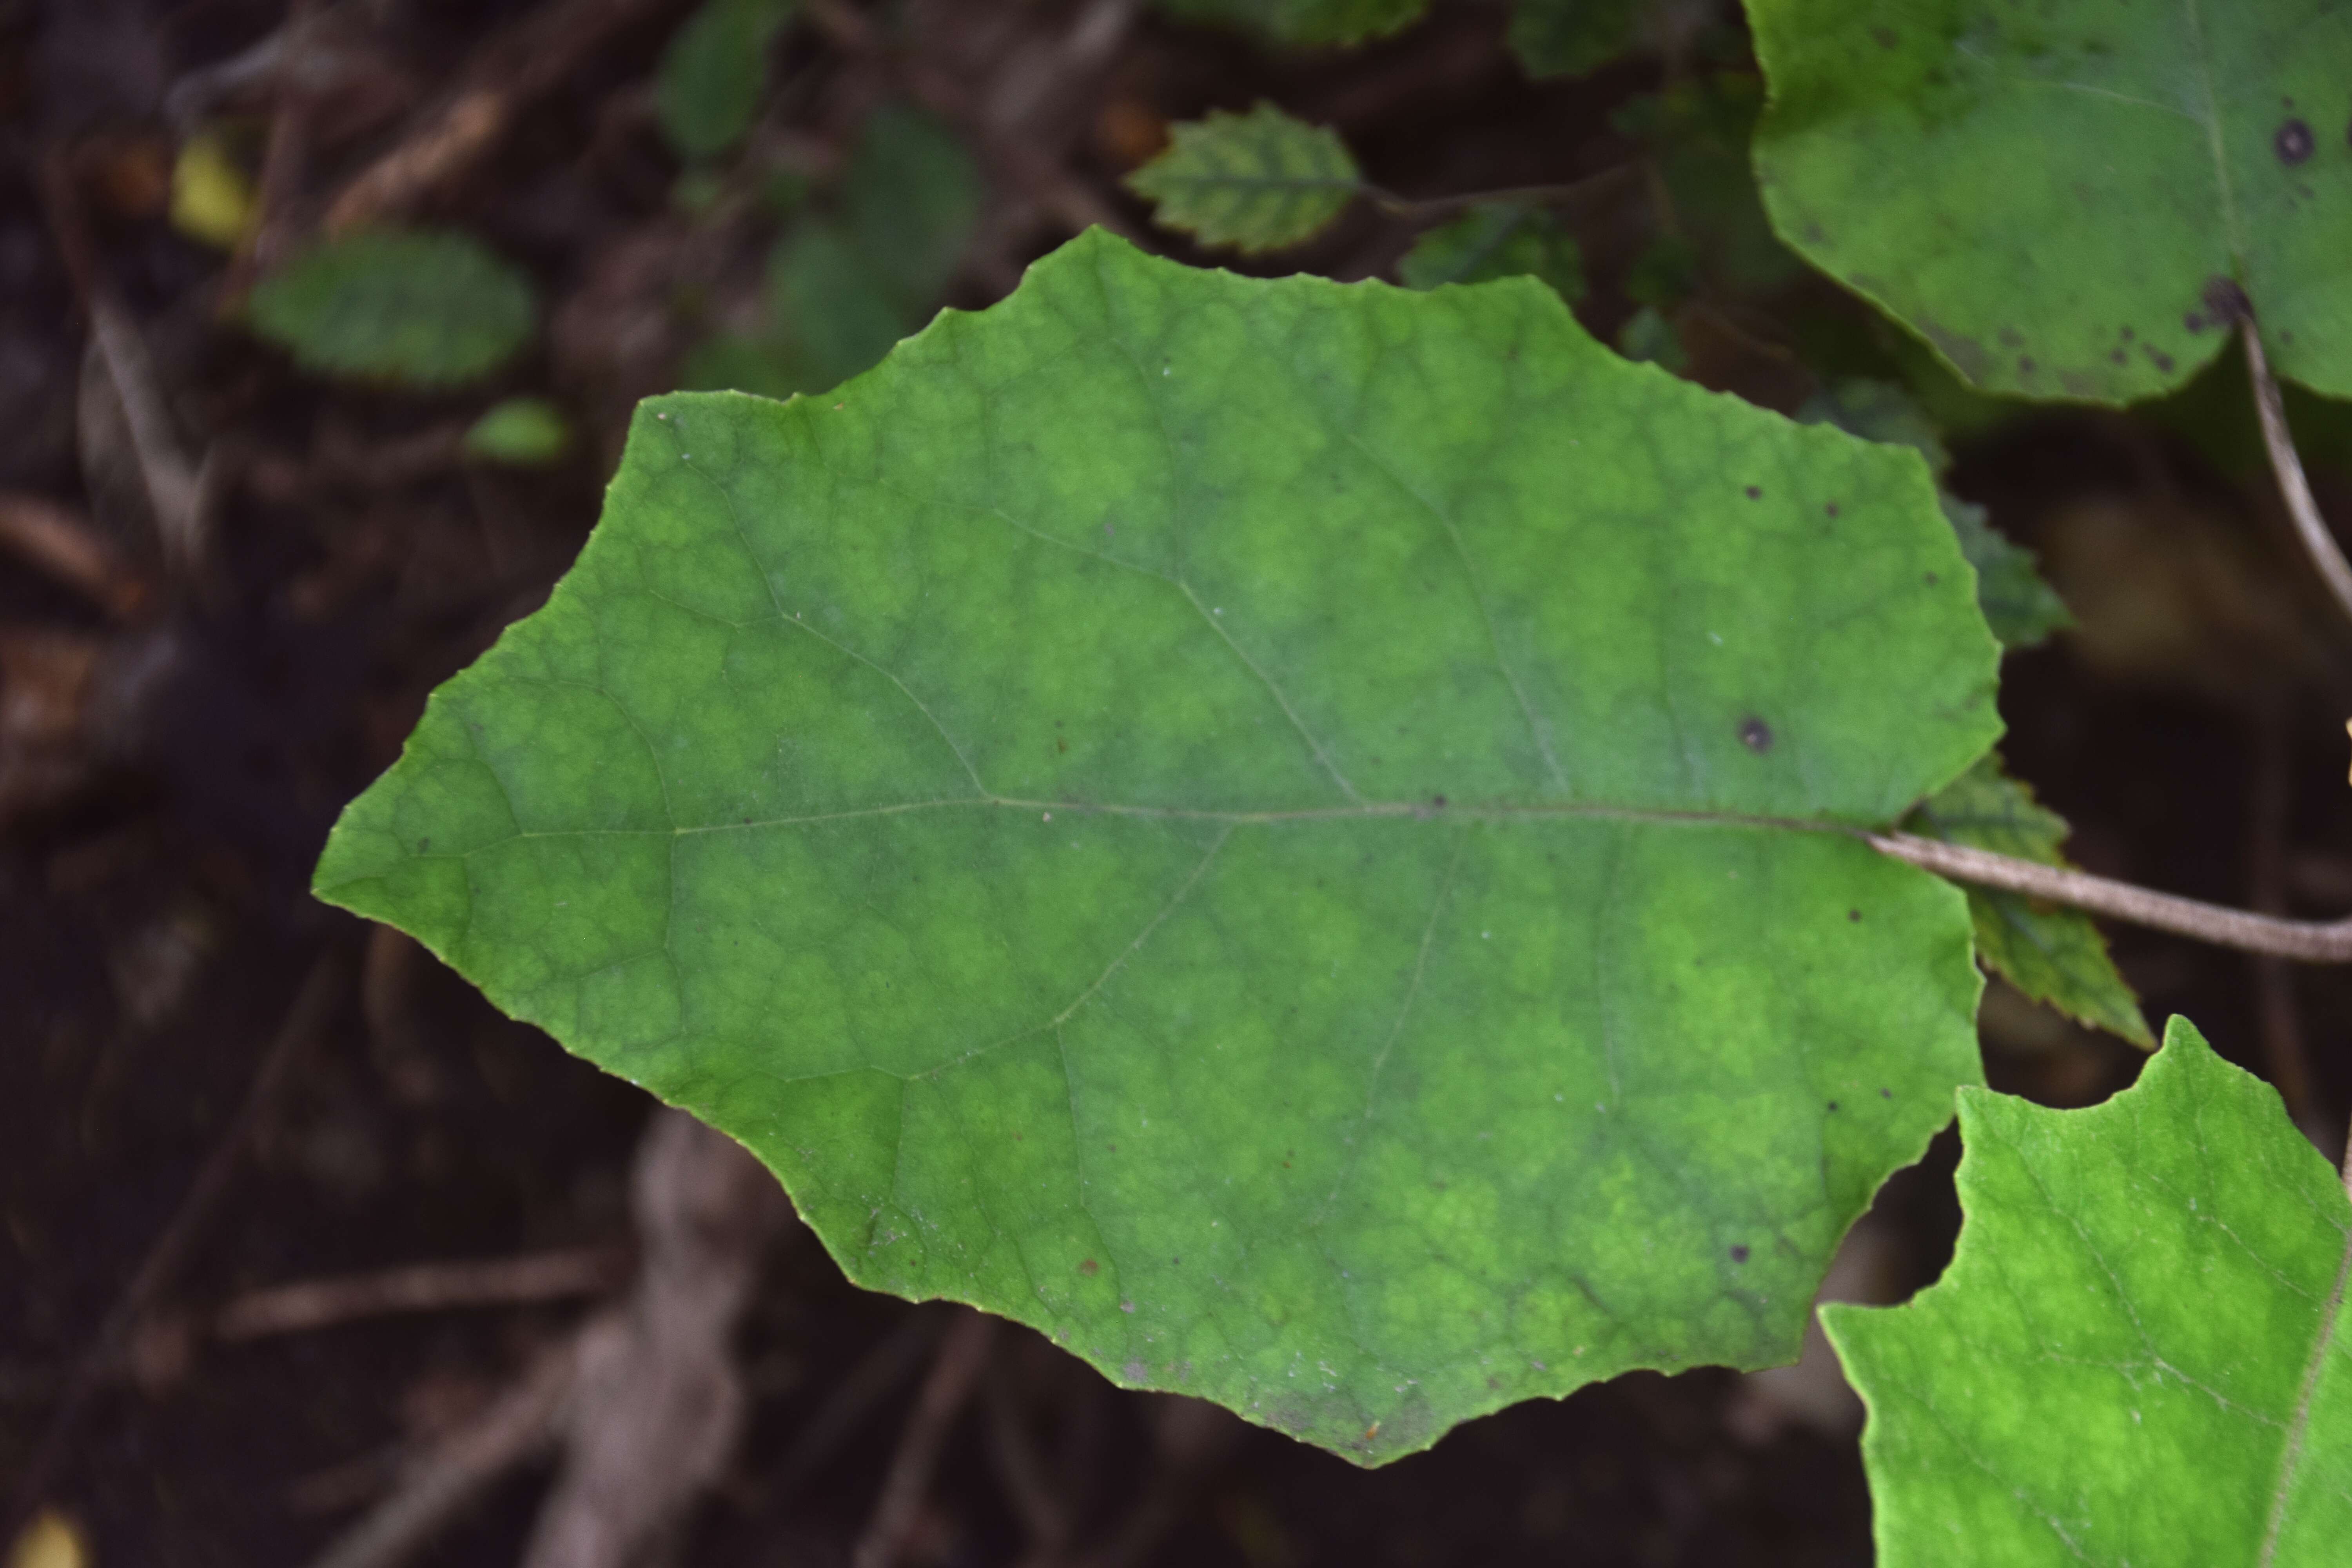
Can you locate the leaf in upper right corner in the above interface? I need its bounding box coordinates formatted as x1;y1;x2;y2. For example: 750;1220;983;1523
655;0;799;161
248;229;536;388
1745;0;2352;403
1826;1017;2352;1565
1398;204;1584;299
1507;0;1644;79
1905;755;2148;1047
1152;0;1426;45
1126;103;1360;253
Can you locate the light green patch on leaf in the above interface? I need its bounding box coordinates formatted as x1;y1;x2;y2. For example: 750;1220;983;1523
1152;0;1426;45
655;0;799;161
1748;0;2352;403
1826;1016;2352;1564
1904;755;2146;1046
1398;204;1584;300
1942;496;2070;651
1508;0;1644;79
316;229;2000;1465
248;229;535;388
1126;103;1361;253
463;397;573;467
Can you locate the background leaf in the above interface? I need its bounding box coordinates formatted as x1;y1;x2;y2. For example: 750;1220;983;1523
655;0;800;162
1152;0;1426;46
463;397;573;466
1126;103;1361;252
316;230;2000;1464
1904;755;2148;1046
1397;204;1584;299
1827;1018;2352;1564
248;229;535;388
1748;0;2352;402
1508;0;1643;79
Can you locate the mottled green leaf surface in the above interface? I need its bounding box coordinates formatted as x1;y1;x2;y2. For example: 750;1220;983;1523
1828;1018;2352;1564
317;230;2000;1462
1398;204;1584;299
1748;0;2352;403
1127;104;1360;252
1905;755;2147;1046
249;229;535;387
1508;0;1644;79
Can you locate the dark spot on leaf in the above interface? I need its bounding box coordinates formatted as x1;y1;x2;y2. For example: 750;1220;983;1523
2202;275;2250;325
1013;1132;1024;1141
2184;312;2205;334
1824;502;1839;517
1826;1100;1840;1112
2120;326;2134;340
1079;1258;1098;1276
2277;118;2315;164
2150;350;2175;372
1998;327;2023;348
1847;909;1861;922
1871;25;1897;46
1056;737;1068;753
1744;485;1762;500
1738;717;1773;752
1923;571;1939;585
2017;356;2035;375
2109;349;2128;365
1730;1245;1750;1263
1107;1142;1118;1152
417;838;430;851
1879;1088;1892;1099
1431;794;1447;808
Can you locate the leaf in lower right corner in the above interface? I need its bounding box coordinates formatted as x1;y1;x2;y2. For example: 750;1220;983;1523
1126;103;1360;253
1826;1017;2352;1565
1905;755;2147;1047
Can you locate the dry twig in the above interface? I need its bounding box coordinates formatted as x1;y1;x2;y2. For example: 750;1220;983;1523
2238;310;2352;625
216;1245;633;1341
853;1309;998;1568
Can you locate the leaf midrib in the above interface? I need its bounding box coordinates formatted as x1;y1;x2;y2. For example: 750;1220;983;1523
2258;1205;2352;1564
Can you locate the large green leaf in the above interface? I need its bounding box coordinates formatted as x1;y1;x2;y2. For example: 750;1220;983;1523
315;230;2000;1463
1126;104;1361;253
1904;755;2148;1046
1827;1017;2352;1563
1748;0;2352;403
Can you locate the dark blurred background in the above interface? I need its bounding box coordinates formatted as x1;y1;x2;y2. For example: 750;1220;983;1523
5;1;2351;1563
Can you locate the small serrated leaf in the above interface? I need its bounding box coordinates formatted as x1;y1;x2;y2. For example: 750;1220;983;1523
655;0;799;162
1397;204;1584;299
1153;0;1426;46
1942;496;2071;651
1126;103;1360;253
248;229;537;388
1905;755;2148;1047
1508;0;1644;79
1827;1017;2352;1564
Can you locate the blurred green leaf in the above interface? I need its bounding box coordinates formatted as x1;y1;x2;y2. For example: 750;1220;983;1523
1615;305;1686;373
765;222;915;390
1152;0;1425;45
1795;379;1950;477
249;229;536;388
1127;102;1360;253
655;0;799;162
463;397;573;466
1508;0;1643;79
1397;204;1583;300
1904;755;2147;1046
1615;74;1804;300
837;105;985;312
